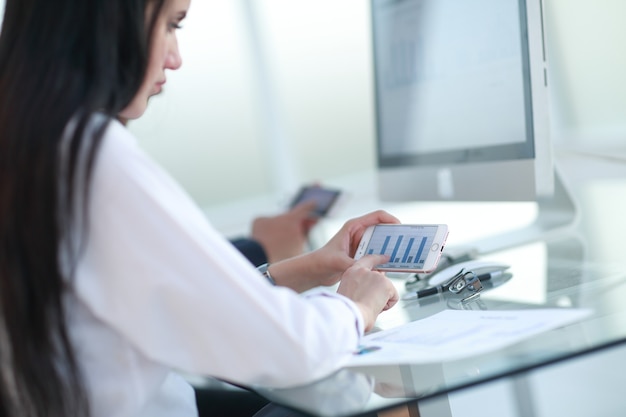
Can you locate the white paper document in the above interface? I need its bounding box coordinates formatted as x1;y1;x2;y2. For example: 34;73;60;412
348;308;592;367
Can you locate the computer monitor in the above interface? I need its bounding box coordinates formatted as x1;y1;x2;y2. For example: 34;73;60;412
370;0;576;253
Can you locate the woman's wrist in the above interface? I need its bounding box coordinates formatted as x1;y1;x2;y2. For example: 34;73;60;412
267;252;325;292
265;248;354;292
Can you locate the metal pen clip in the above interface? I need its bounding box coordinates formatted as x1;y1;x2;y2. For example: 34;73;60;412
404;266;503;301
444;268;483;303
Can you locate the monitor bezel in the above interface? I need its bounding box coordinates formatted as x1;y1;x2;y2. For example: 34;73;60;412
371;0;553;202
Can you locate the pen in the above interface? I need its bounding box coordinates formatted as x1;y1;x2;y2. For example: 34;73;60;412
405;270;506;300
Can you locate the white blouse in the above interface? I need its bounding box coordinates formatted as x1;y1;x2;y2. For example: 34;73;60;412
64;118;364;417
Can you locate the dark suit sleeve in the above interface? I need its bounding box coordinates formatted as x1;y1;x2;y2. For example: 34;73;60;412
230;237;268;267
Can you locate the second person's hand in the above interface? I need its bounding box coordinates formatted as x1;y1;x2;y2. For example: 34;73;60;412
251;200;318;263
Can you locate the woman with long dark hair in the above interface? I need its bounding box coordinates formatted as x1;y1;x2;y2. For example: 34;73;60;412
0;0;399;416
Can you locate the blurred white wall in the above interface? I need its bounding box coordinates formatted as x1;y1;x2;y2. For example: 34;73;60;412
128;1;275;207
129;0;375;213
544;0;626;145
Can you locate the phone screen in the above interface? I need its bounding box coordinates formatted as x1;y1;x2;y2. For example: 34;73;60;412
361;224;445;271
290;186;341;217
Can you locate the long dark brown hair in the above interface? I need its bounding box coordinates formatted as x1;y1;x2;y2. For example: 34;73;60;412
0;0;165;415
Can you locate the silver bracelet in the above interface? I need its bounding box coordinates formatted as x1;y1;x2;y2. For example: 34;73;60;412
257;263;276;285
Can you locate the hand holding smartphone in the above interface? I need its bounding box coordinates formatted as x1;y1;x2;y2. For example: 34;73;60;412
354;224;449;273
289;185;342;217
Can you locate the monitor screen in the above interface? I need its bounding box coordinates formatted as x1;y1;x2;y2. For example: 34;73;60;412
372;0;553;202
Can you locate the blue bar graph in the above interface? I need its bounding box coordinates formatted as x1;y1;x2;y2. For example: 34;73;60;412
414;237;427;264
380;236;391;255
401;238;415;263
362;225;439;268
390;235;403;263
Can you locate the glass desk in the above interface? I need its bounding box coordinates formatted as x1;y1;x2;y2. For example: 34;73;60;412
251;239;626;416
249;152;626;416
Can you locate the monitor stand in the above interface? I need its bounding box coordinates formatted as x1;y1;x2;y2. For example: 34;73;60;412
468;165;578;255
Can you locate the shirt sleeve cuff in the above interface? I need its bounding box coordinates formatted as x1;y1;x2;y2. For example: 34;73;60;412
302;290;365;340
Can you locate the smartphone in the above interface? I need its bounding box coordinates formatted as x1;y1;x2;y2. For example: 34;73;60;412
354;224;449;273
289;185;342;217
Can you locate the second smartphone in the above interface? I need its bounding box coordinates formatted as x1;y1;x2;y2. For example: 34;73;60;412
354;224;448;273
289;185;342;217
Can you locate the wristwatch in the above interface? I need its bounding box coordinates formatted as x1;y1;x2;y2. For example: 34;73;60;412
257;263;276;286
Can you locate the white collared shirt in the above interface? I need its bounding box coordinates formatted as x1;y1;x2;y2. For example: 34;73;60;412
63;117;364;417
